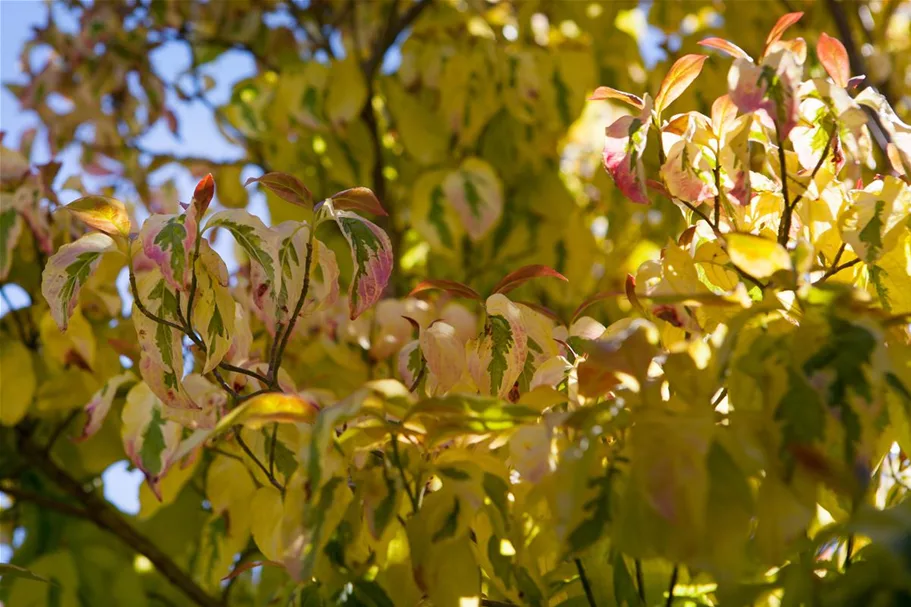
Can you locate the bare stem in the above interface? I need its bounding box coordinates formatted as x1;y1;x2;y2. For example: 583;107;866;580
269;241;314;386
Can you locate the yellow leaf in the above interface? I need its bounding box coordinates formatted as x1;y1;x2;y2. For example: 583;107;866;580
326;57;367;127
0;338;35;425
726;233;792;279
250;486;285;562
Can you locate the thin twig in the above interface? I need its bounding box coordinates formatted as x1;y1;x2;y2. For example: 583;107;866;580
268;423;278;478
575;558;598;607
665;565;679;607
269;241;313;385
635;558;646;603
390;434;419;512
235;428;284;493
775;124;793;246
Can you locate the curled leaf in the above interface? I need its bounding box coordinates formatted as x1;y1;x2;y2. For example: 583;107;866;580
62;195;131;237
588;86;645;109
603;98;652;204
409;279;482;300
331;187;388;216
76;371;137;442
245;172;313;207
699;37;753;62
491;265;567;295
41;232;116;330
331;210;393;319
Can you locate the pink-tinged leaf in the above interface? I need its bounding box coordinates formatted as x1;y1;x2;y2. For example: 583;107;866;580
444;158;503;241
75;371;137;442
661;139;718;203
711;94;739;134
245;172;313;208
817;32;850;88
409;279;482;300
728;51;801;139
847;75;866;90
121;381;184;500
330;187;388;216
603;99;652;204
62;195;132;237
654;54;708;114
764;12;804;56
625;274;645;314
492;264;568;295
192;173;215;217
698;37;753;61
588;86;645;109
332;210;393;319
41;232;116;330
467;294;528;398
132;269;195;409
420;321;466;396
140;214;193;291
571;290;623;323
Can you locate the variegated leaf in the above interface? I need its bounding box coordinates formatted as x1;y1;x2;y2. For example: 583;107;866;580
122;381;184;499
420;322;466;396
330;209;393;320
76;371;137;442
205;209;280;311
133;269;194;409
444;158;503;242
839;176;911;263
192;241;236;374
468;294;528;398
398;340;422;389
163;374;226;429
139;213;193;291
62;195;131;237
41;232;116;330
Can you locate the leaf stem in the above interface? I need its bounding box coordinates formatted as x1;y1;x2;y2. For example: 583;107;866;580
390;434;419;512
575;558;598;607
269;240;314;387
635;558;646;603
775;124;793;246
665;565;679;607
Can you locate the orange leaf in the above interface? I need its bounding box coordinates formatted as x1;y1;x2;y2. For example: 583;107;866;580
817;32;850;88
763;12;804;56
588;86;645;109
491;265;567;295
245;172;312;207
409;279;481;300
654;54;708;113
698;38;753;62
331;187;388;216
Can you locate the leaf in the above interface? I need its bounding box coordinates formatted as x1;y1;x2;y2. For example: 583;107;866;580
218;392;320;432
0;338;36;426
192;173;215;216
816;32;850;88
572;290;623;323
468;294;528;398
603;98;653;204
444;158;504;242
491;265;568;295
421;321;466;396
41;232;116;330
330;187;388;216
726;233;792;279
75;371;137;441
588;86;645;109
764;12;804;56
205;209;280;309
654;54;708;114
121;381;183;499
0;205;23;281
192;241;236;373
139;214;192;291
409;279;482;300
698;38;753;61
245;172;312;208
61;195;131;237
0;563;52;584
331;210;393;319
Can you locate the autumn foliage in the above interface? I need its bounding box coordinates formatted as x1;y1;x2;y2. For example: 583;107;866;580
2;2;911;607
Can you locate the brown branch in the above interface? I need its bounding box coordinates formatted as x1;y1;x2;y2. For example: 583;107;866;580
17;434;224;607
0;485;88;519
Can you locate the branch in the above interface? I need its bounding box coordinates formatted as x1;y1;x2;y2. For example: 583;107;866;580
269;241;314;385
17;434;224;607
0;484;88;519
574;558;597;607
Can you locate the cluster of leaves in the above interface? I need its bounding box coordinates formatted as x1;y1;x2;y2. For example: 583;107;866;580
1;2;911;607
